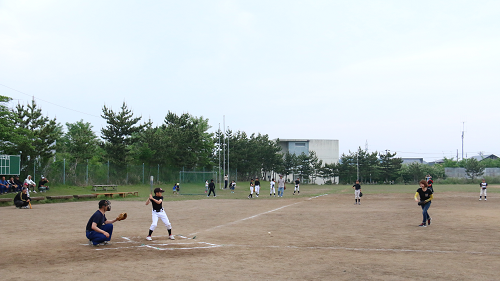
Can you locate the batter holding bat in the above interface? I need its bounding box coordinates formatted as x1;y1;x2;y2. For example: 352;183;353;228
146;187;174;241
414;179;433;227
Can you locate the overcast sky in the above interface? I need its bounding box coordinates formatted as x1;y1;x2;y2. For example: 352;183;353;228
1;0;499;161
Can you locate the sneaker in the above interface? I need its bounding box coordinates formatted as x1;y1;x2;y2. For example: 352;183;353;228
358;202;361;205
88;240;93;246
354;202;357;205
22;206;29;209
33;190;37;193
103;241;109;245
169;235;175;240
418;223;427;227
479;198;482;201
146;236;152;241
427;218;432;225
485;198;487;201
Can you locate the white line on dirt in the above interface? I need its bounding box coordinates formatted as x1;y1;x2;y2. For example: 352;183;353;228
188;194;329;236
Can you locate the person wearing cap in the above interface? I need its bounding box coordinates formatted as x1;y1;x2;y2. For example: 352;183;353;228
86;200;118;246
14;187;31;209
173;183;180;194
38;176;49;192
146;187;175;241
24;175;36;193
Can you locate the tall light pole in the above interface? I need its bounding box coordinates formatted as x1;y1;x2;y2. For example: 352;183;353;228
223;115;225;184
227;126;230;185
461;122;465;160
218;123;221;189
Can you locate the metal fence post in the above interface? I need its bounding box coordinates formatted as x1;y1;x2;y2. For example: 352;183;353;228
142;163;145;184
63;158;66;185
107;160;110;184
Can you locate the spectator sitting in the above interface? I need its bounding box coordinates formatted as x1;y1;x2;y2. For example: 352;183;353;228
24;175;36;193
173;183;180;194
13;176;23;192
14;187;31;209
0;176;9;194
8;176;18;193
38;176;49;192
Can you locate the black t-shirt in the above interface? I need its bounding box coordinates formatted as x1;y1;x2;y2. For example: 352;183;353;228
295;180;300;185
38;179;48;187
150;195;163;211
86;210;106;231
353;184;361;190
250;181;254;187
416;188;433;202
14;192;29;202
208;182;215;189
255;180;260;186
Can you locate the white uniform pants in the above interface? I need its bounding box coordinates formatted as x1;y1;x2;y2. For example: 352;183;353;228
249;186;254;194
255;185;260;194
480;189;487;197
150;209;171;231
270;185;275;194
354;189;361;199
294;185;299;192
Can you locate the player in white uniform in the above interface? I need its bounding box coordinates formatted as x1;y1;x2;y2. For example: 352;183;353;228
205;180;209;193
479;179;488;201
230;180;236;193
270;178;276;197
146;188;175;241
248;179;254;199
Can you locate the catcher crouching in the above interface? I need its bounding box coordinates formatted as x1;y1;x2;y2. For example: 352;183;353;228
86;200;127;246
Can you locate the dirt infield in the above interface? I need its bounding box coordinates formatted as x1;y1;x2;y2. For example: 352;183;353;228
1;192;499;280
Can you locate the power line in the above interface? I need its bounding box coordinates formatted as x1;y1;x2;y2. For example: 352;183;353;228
0;83;101;119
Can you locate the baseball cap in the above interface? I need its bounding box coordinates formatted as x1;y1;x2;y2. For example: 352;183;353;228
154;188;165;193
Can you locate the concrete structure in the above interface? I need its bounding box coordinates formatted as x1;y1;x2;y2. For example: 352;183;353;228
277;139;339;184
401;158;426;165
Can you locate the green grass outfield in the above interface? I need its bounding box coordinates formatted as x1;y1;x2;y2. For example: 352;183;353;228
0;182;496;206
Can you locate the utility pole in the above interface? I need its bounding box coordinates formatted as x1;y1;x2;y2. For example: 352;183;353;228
461;122;465;160
223;115;225;185
218;123;221;189
356;153;359;181
227;126;230;185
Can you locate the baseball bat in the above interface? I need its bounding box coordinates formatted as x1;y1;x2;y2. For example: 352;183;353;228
29;201;32;209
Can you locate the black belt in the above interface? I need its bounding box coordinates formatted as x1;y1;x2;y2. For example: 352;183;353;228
154;209;163;212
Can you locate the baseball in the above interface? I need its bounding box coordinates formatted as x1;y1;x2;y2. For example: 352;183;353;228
268;232;271;234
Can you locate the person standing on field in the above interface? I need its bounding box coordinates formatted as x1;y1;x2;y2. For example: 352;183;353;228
414;179;433;227
207;179;216;197
352;180;362;205
205;180;209;193
270;178;276;197
427;175;434;193
248;179;255;199
146;188;175;241
224;174;228;189
277;175;285;197
293;177;300;195
254;177;261;197
479;179;488;201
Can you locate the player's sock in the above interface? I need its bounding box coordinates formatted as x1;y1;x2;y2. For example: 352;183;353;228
168;229;172;236
148;229;153;236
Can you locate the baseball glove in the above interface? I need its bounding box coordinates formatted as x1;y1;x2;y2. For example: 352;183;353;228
116;212;127;221
359;192;363;197
417;201;425;206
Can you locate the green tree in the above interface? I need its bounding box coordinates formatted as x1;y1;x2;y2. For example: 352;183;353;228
338;151;357;183
379;151;403;183
101;102;148;166
465;158;485;180
13;99;62;173
61;120;99;164
442;157;459;167
296;152;312;181
320;162;340;184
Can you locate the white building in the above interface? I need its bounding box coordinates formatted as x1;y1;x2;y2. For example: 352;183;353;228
277;139;339;184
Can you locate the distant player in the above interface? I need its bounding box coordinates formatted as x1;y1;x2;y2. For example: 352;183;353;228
254;177;260;197
293;177;300;195
270;178;276;197
277;175;285;197
427;175;434;193
205;180;209;193
207;179;216;197
414;179;433;227
224;174;228;189
146;188;174;241
479;179;488;201
352;180;362;205
230;180;236;193
248;179;255;199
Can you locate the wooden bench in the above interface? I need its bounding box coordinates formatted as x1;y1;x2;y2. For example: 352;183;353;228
73;194;98;199
30;196;46;201
0;198;12;203
92;185;118;192
93;191;139;198
46;195;74;200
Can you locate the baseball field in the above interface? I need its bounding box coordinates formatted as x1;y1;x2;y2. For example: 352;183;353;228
1;183;499;280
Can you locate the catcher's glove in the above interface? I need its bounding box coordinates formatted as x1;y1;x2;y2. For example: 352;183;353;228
116;212;127;221
359;192;363;197
417;201;425;206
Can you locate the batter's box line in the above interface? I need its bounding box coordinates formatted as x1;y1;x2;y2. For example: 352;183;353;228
188;194;330;236
94;242;221;251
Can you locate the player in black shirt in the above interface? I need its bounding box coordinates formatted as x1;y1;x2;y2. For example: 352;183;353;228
207;179;216;197
14;187;30;208
352;180;362;205
146;187;174;241
414;180;433;227
293;178;300;195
